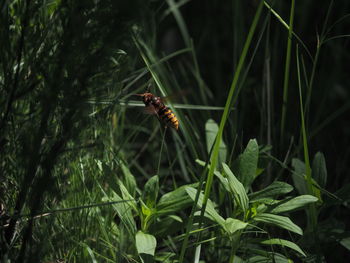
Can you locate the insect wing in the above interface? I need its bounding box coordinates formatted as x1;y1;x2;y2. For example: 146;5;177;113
143;104;158;115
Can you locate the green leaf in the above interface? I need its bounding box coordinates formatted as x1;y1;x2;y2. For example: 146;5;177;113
214;170;231;193
205;119;227;166
85;245;98;263
118;180;138;212
261;238;306;257
249;181;293;201
248;253;290;263
222;163;249;213
312;152;327;188
253;213;303;235
106;189;137;235
291;158;308;195
340;237;350;251
270;195;318;214
155;252;176;263
136;231;157;256
143;175;159;208
235;139;259;189
157;184;195;215
148;215;183;237
223;218;248;235
121;162;137;196
185;186;225;226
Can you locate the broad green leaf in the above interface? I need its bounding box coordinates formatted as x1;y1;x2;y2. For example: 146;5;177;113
205;119;227;166
253;213;303;235
104;189;137;235
235;139;259;189
291;158;308;195
149;215;183;237
136;231;157;256
270;195;318;214
312;152;327;188
340;237;350;251
249;181;293;201
222;163;249;213
118;179;138;212
261;238;306;257
143;175;159;208
141;200;153;217
248;253;290;263
157;184;195;215
223;218;248;235
185;186;225;226
214;170;231;193
121;162;137;196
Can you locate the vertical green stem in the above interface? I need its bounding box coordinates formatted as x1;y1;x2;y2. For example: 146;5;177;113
157;127;167;175
296;45;317;230
193;1;264;261
202;0;264;217
280;0;295;145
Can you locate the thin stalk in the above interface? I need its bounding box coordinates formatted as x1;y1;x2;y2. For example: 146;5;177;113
305;1;333;122
157;127;167;175
280;0;295;145
296;45;318;231
202;0;263;209
194;1;265;260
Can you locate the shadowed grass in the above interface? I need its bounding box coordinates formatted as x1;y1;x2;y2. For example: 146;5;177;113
178;2;265;262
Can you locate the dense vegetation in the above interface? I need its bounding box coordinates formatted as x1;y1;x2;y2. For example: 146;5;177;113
1;0;349;262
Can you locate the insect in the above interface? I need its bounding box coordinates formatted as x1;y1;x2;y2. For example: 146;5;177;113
134;92;179;130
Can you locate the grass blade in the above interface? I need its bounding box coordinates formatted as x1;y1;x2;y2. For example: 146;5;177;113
280;0;295;144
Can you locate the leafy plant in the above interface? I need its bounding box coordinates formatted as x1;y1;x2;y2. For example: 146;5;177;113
192;134;317;262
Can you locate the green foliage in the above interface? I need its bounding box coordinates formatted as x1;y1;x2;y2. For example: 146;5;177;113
193;136;317;260
205;118;227;166
233;139;260;190
136;231;157;263
1;0;350;262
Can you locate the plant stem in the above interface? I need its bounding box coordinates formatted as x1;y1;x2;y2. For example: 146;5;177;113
280;0;295;145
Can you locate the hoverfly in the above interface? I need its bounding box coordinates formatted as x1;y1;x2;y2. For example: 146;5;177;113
134;91;179;130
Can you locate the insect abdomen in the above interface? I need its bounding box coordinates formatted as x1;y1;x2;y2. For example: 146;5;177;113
158;105;179;130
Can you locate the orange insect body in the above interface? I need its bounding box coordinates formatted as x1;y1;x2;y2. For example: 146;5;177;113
136;92;179;130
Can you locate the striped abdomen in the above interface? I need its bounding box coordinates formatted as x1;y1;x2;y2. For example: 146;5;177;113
157;105;179;130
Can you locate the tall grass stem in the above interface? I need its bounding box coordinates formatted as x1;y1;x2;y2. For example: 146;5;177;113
280;0;295;145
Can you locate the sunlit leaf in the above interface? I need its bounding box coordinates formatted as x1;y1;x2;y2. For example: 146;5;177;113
136;231;157;256
270;195;318;214
253;213;303;235
223;218;248;235
222;163;249;213
261;238;306;257
205;119;227;166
